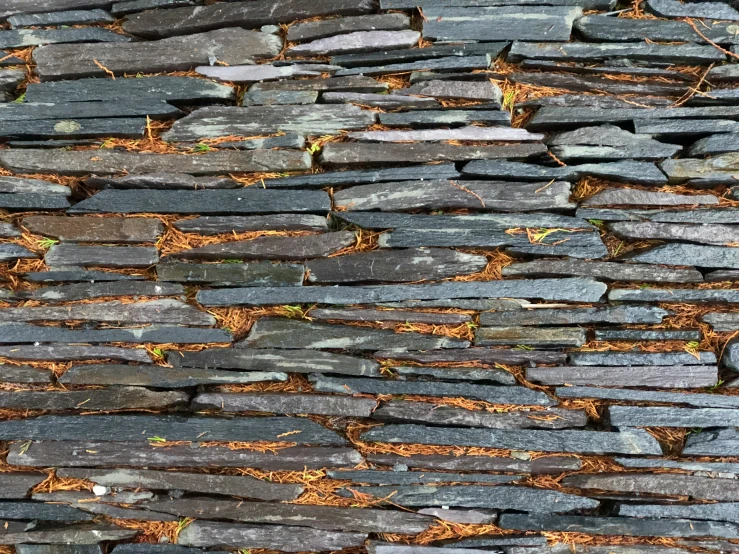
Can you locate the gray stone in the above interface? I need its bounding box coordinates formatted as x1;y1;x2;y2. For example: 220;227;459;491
0;345;151;363
242;317;470;351
362;425;662;455
610;287;739;303
24;269;144;282
446;537;549;548
34;28;280;80
0;323;232;344
170;347;381;376
266;164;460;188
33;491;153;504
379;110;510;128
646;0;739;19
311;375;554;405
0;525;138;545
548;125;682;161
390;365;515;384
594;329;701;341
476;327;587;347
349;126;540;143
558;387;739;408
333;180;572;211
528;365;716;387
367;453;581;474
0;192;71;210
0;387;187;411
514;72;689;98
684;428;739;456
690;133;739;156
417;509;497;525
723;339;739;373
170;231;353;261
663;153;739;184
0;28;129;50
308;308;472;325
0;365;52;384
373;401;587;429
111;0;199;15
0;244;37;262
306;248;487;284
241;90;318;107
164;105;375;141
16;547;103;554
175;215;327;234
8;9;113;27
84;173;238;191
217;134;307;149
0;501;93;521
0;223;20;238
503;260;699;283
480;306;670;326
610;221;739;246
23;216;163;243
498;513;739;538
197;63;342;84
616;458;739;474
609;406;739;429
157;262;304;287
635;119;739;137
288;13;410;41
377;348;568;365
0;176;70;194
393;80;502;104
322;91;440;109
621;503;739;525
63;503;180;522
249;75;387;94
193;392;377;417
60;364;286;388
288;30;419;56
569;351;716;365
705;270;739;282
0;473;46;499
575;14;739;43
45;245;158;269
584;189;717;207
111;547;227;554
332;42;501;67
578;207;739;224
335;55;492;76
0;149;311;176
0;117;150;140
20;280;182;303
327;469;519;485
0;69;25;94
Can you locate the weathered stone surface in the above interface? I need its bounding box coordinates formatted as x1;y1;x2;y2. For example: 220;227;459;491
705;270;739;282
175;215;327;234
578;207;739;224
462;160;668;186
0;387;188;411
417;509;497;525
0;323;231;344
499;514;739;538
609;221;739;246
84;173;238;191
34;28;280;80
0;345;151;363
373;402;587;429
446;537;549;549
60;364;286;388
327;470;518;485
241;90;318;107
547;124;682;161
0;149;311;176
367;453;581;474
45;245;158;269
0;415;344;444
23;281;183;303
332;42;500;67
311;375;554;405
611;287;739;303
9;441;363;469
288;30;419;56
594;329;701;341
394;80;502;103
197;63;342;83
349;126;540;143
570;351;716;366
480;306;670;326
646;0;739;19
0;244;37;262
197;278;608;306
164;105;375;141
391;365;515;384
322;91;440;109
379;110;510;128
0;192;71;210
333;180;572;211
609;406;739;429
0;176;70;194
16;547;103;554
616;457;739;473
385;348;568;366
266;164;460;188
170;347;381;376
0;28;129;50
8;8;113;27
361;425;662;454
250;75;387;94
23;216;163;244
575;14;739;43
723;339;739;373
111;0;199;15
662;153;739;184
0;473;46;499
60;503;179;522
171;232;353;261
157;262;304;287
475;327;587;347
689;133;739;156
0;69;25;94
0;501;92;522
684;428;739;456
110;547;228;554
635;119;739;138
288;13;410;41
0;365;52;384
0;525;139;545
309;308;472;325
514;72;688;98
243;318;469;351
336;55;492;77
0;117;149;140
306;248;486;284
178;520;366;551
193;393;377;417
0;223;20;238
217;134;307;149
584;189;717;207
621;503;739;525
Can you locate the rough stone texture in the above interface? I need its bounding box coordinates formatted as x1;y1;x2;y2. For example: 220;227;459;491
480;306;670;326
349;126;541;143
288;30;420;57
0;526;139;545
174;215;327;234
609;287;739;303
288;13;410;41
23;281;184;302
569;351;717;366
646;0;739;19
193;392;377;417
501;259;702;282
0;387;188;411
608;406;739;428
84;174;238;191
684;428;739;456
475;327;587;347
45;245;158;268
8;9;114;27
157;262;305;287
583;189;717;207
0;473;46;499
23;216;163;243
556;387;739;408
366;453;581;474
308;308;472;325
0;345;151;363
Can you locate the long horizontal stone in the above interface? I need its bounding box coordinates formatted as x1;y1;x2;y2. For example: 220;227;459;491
616;457;739;473
392;365;515;384
0;324;231;344
9;442;363;469
332;42;500;67
170;347;380;376
84;173;238;191
0;192;71;210
361;425;662;454
609;406;739;429
334;211;593;230
178;521;367;552
57;503;179;522
508;259;702;283
663;153;739;184
23;216;163;243
288;13;410;41
0;28;129;50
241;90;318;107
367;453;581;474
335;55;492;77
306;248;487;284
0;473;46;499
8;9;114;27
60;364;286;388
373;401;587;429
266;165;462;188
242;318;469;351
175;215;327;234
577;207;739;224
394;80;502;103
23;281;184;302
684;428;739;456
379;110;510;128
636;119;739;137
569;351;716;365
689;133;739;156
328;470;519;485
0;149;311;176
559;382;739;406
620;503;739;525
157;262;304;286
321;143;547;166
609;287;739;303
0;176;71;195
0;345;151;363
476;327;587;348
515;72;689;99
0;526;139;545
34;28;280;80
480;306;670;326
311;375;554;406
0;365;52;384
309;309;472;325
498;514;739;538
0;415;344;444
548;124;683;161
584;189;717;207
164;105;376;141
529;365;716;387
197;278;608;306
44;245;158;269
0;501;92;521
0;119;149;141
193;393;377;417
0;222;20;238
197;63;342;84
0;244;37;262
609;221;739;246
288;30;419;56
575;14;739;44
594;329;701;341
646;0;739;19
250;75;387;94
702;312;739;332
171;232;353;261
0;387;188;411
349;126;542;143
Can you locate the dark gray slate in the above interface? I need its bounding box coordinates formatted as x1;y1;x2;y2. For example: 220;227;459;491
705;270;739;282
690;133;739;156
177;521;367;552
332;42;502;67
348;126;540;143
0;28;129;49
63;503;179;522
0;118;149;140
0;387;188;411
9;442;363;469
23;216;163;244
0;473;46;499
616;457;739;473
324;91;441;109
0;149;311;176
16;547;103;554
249;75;387;93
514;72;688;98
306;248;487;284
480;306;670;326
0;100;182;122
288;13;410;41
265;164;460;188
0;69;25;93
475;327;587;348
33;491;153;504
111;0;199;15
59;468;303;501
530;365;717;388
379;110;510;128
577;207;739;224
0;176;70;194
417;509;498;525
111;547;228;554
287;30;420;57
309;308;472;325
583;189;717;207
503;259;702;283
33;28;281;80
683;428;739;456
0;345;151;363
8;8;114;27
556;387;739;409
575;14;739;43
383;0;614;8
609;406;739;429
0;501;96;521
175;215;327;234
0;324;230;344
193;392;377;417
214;134;307;149
163;105;376;141
388;364;517;384
646;0;739;19
498;514;739;538
171;232;353;261
0;244;37;262
361;425;663;455
569;351;716;365
327;470;520;485
310;375;554;406
0;526;139;545
0;365;51;384
25;76;234;104
335;55;492;77
444;537;548;548
594;329;701;341
367;453;581;474
547;124;682;160
636;119;739;138
620;503;739;525
197;278;608;306
723;339;739;372
394;80;502;103
196;63;342;84
610;221;739;246
44;245;158;268
0;223;20;238
0;415;344;444
373;401;587;429
84;173;238;191
241;90;318;107
242;317;470;351
23;269;144;283
157;262;303;287
146;498;433;534
609;287;739;303
0;193;71;210
60;363;286;388
170;347;381;376
662;153;739;184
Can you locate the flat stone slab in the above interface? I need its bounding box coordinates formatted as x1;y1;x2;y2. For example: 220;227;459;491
348;126;541;143
502;259;702;283
0;387;187;411
379;110;510;128
636;119;739;138
624;244;739;269
594;329;701;341
9;442;363;469
308;308;472;325
23;216;163;243
331;42;501;67
175;215;327;234
84;173;239;191
0;525;139;545
394;80;502;103
610;221;739;246
373;401;587;429
417;509;498;525
306;248;487;283
171;232;354;261
367;453;581;474
663;153;739;184
0;345;151;363
335;55;492;77
164;105;376;141
703;313;739;331
609;406;739;429
33;28;281;80
265;164;460;188
547;124;682;161
0;324;231;344
0;501;103;522
570;351;716;365
23;281;184;302
310;375;554;405
0;473;46;499
578;207;739;224
475;327;587;348
528;365;717;388
559;384;739;409
0;222;20;238
616;458;739;474
0;69;26;94
0;415;344;444
249;75;387;94
0;176;70;195
60;364;287;388
646;0;739;19
0;28;129;50
514;72;689;98
361;425;663;454
170;347;381;376
690;133;739;156
193;392;377;417
196;278;608;306
575;14;739;44
609;287;739;303
241;317;470;351
45;245;158;268
620;503;739;525
197;63;342;84
8;9;114;27
324;91;442;109
327;470;519;485
0;192;71;210
480;306;670;326
0;149;311;176
391;365;515;384
583;189;717;207
241;90;318;107
0;365;52;384
0;244;37;262
683;428;739;456
111;0;200;15
288;30;419;56
287;13;410;41
157;262;304;287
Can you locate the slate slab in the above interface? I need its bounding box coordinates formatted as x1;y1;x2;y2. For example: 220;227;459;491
0;193;71;210
584;189;717;207
331;42;501;67
475;327;587;347
393;80;502;103
0;324;227;345
0;244;37;262
0;501;98;521
610;287;739;303
157;262;304;287
0;176;70;194
0;223;20;238
609;221;739;246
45;245;158;269
662;153;739;184
175;215;327;234
378;110;510;128
249;75;387;93
548;124;682;161
361;425;663;454
620;503;739;525
0;387;188;411
193;392;377;417
0;345;151;363
390;364;515;384
288;13;410;41
308;308;472;325
16;547;103;554
266;164;460;188
417;509;497;525
8;8;114;27
241;90;318;107
23;216;163;244
609;406;739;429
0;69;25;93
349;126;541;143
577;207;739;224
22;281;182;303
595;329;701;341
616;458;739;473
329;470;519;485
646;0;739;19
367;453;581;474
569;351;717;366
111;0;200;15
0;526;139;545
514;72;689;98
684;428;739;456
216;134;307;149
528;365;716;388
197;63;342;84
575;14;739;43
84;174;238;191
0;117;150;140
306;248;487;283
0;28;130;50
0;365;52;384
690;133;739;156
480;306;670;326
322;91;440;109
335;55;492;77
635;119;739;138
288;30;419;56
0;473;46;499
